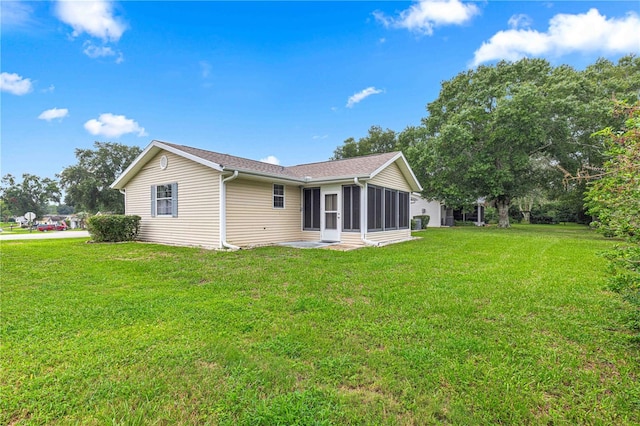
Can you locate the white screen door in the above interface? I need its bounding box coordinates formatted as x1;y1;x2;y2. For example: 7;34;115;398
321;190;340;242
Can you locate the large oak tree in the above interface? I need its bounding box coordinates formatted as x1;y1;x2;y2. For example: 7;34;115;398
59;142;142;214
421;56;639;227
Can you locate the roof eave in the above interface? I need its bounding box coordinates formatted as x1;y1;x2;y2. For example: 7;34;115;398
111;140;224;189
303;174;371;184
221;167;305;184
369;152;422;192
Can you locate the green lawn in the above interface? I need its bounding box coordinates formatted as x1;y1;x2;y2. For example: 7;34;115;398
0;222;33;234
2;225;638;425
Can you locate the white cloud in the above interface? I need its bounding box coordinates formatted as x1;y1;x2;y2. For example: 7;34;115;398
374;0;480;35
508;14;533;30
83;41;124;63
472;8;640;66
38;108;69;121
84;113;147;138
1;1;34;28
0;72;33;95
55;0;126;42
312;135;328;140
42;84;56;93
346;87;384;108
259;155;280;165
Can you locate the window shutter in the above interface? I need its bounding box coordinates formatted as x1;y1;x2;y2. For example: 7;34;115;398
171;182;178;217
151;185;157;217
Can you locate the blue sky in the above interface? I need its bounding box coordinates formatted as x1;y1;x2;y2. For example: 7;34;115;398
2;1;639;180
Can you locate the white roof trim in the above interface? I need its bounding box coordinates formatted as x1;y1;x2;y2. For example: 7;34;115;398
155;141;225;172
111;140;224;189
369;152;422;192
112;141;422;192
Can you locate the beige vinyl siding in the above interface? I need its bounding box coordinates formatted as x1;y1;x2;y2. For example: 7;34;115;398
125;151;221;249
340;232;363;245
226;179;302;246
369;162;412;192
367;229;411;244
301;230;321;242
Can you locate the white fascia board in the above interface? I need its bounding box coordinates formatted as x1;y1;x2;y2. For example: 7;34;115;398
154;141;224;172
110;142;159;189
221;168;304;185
369;152;423;192
304;174;370;185
110;140;224;189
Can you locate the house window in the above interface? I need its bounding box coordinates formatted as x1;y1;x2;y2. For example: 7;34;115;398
342;185;360;231
385;189;398;229
399;191;410;229
367;185;383;231
273;184;285;208
151;183;178;217
303;187;320;230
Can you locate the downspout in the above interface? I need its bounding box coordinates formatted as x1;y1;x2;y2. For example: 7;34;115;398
354;177;380;247
221;170;240;250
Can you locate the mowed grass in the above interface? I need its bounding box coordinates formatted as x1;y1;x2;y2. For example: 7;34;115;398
1;225;638;425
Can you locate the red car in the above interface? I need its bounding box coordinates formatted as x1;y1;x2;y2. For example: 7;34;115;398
37;223;67;231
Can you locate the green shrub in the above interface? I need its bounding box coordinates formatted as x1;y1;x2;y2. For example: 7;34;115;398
484;207;498;224
411;215;430;230
586;102;640;333
87;214;141;242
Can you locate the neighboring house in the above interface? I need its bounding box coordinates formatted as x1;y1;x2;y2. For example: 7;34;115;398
410;194;487;227
452;199;486;226
111;140;422;249
68;215;82;229
41;215;68;225
14;216;28;227
410;193;443;228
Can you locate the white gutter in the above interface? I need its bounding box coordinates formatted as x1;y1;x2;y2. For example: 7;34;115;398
220;170;240;250
354;177;380;247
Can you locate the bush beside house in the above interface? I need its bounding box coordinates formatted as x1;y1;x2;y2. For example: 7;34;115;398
87;215;141;242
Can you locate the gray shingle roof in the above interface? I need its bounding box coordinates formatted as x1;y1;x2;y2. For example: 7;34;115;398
287;151;400;179
161;142;295;177
112;139;421;191
161;141;401;180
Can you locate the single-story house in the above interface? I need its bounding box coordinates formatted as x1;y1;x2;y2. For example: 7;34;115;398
410;193;443;228
41;215;68;225
13;216;29;227
111;140;422;249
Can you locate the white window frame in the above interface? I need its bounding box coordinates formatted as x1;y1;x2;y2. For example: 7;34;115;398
273;184;285;209
151;183;178;217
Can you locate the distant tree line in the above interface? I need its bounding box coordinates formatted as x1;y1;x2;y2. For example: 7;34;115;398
1;142;141;220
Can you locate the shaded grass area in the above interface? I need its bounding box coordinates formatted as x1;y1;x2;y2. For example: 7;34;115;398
2;225;638;424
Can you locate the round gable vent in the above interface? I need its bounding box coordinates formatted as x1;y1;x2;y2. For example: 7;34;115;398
160;155;168;170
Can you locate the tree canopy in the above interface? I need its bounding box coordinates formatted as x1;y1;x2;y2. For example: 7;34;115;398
585;102;640;330
421;58;574;226
0;173;61;219
586;103;640;243
59;142;142;214
331;55;640;228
